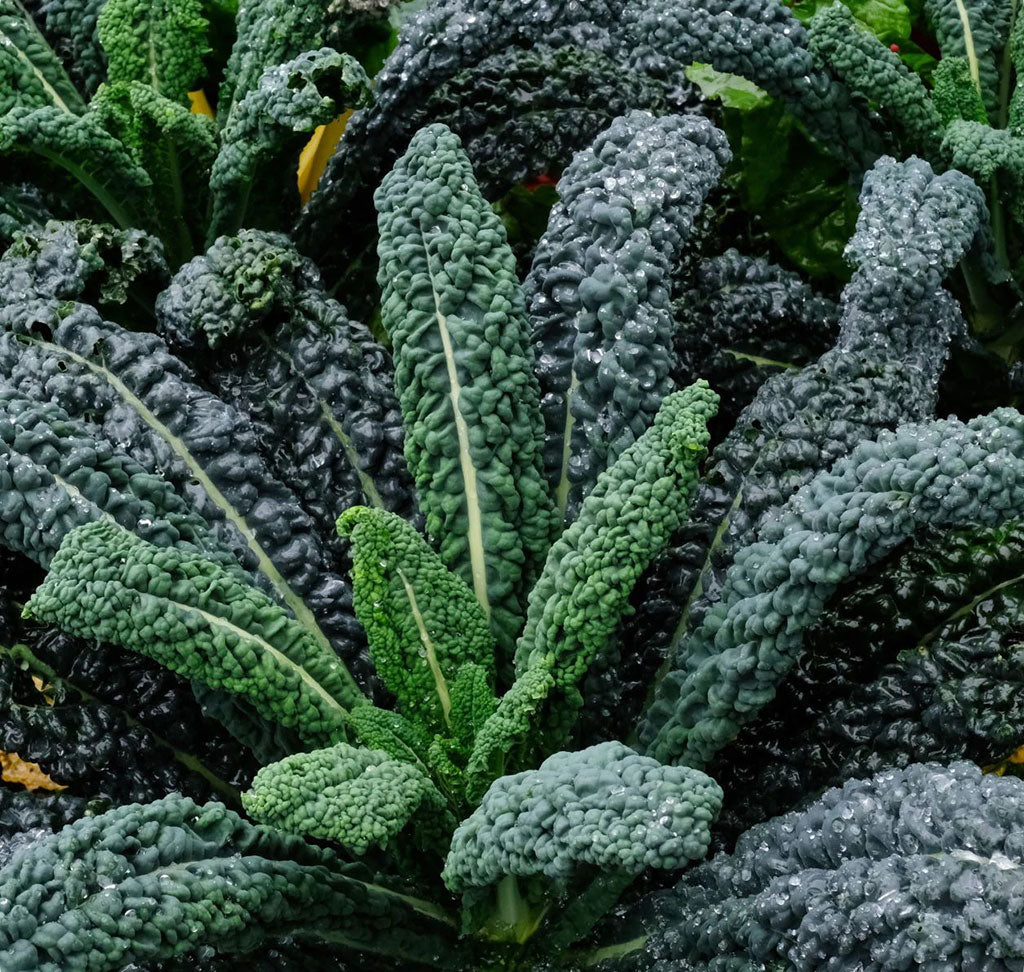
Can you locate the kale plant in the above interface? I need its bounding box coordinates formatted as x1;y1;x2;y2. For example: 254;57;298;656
0;0;1020;969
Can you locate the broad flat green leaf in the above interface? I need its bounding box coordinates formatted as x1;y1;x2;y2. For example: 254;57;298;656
790;0;913;41
723;99;859;283
685;63;769;110
846;0;913;41
898;39;940;79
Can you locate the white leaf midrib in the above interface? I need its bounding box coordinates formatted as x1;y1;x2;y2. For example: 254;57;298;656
33;338;339;660
418;227;491;620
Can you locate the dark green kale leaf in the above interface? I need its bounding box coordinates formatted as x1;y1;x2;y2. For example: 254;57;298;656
28;0;109;97
300;39;680;311
0;543;259;805
526;111;731;520
0;219;168;326
591;762;1024;970
628;156;987;748
157;229;417;544
0;794;462;969
0;299;372;683
713;519;1024;841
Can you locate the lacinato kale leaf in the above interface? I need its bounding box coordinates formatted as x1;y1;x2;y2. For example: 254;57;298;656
591;762;1024;969
0;3;1021;968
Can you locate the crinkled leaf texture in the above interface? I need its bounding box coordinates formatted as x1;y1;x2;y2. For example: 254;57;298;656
0;296;371;680
339;507;494;738
467;381;716;792
445;741;721;892
25;519;359;748
594;762;1024;969
526;110;730;517
641;406;1024;769
243;740;453;853
712;517;1024;839
157;230;417;540
375;122;555;660
0;793;459;970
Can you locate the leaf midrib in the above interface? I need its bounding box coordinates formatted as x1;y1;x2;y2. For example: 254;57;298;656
0;14;80;114
396;566;452;726
158;590;348;718
29;337;339;662
419;228;490;620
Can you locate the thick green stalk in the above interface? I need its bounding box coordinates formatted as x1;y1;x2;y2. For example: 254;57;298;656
480;876;549;945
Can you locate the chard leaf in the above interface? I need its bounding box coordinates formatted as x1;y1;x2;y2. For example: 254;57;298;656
845;0;914;41
25;519;360;748
722;99;860;283
791;0;914;42
685;63;769;109
897;38;940;79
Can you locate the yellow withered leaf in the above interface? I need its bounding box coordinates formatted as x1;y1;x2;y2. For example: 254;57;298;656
0;752;65;791
188;89;215;118
983;745;1024;776
297;112;352;203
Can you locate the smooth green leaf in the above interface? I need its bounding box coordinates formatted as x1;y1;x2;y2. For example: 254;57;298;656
723;100;860;282
685;63;769;109
790;0;913;41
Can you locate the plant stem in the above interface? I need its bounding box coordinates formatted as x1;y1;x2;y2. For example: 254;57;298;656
572;935;650;968
961;257;1005;336
998;0;1020;130
990;177;1010;271
543;871;637;952
482;876;549;945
